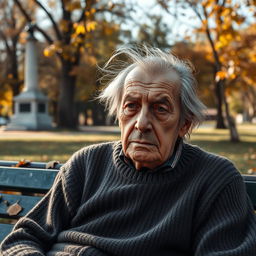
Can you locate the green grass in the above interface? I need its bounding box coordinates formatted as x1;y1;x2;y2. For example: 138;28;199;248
0;123;255;174
189;124;256;173
0;133;121;163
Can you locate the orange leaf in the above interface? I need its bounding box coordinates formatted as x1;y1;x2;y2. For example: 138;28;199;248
215;71;227;81
14;160;31;167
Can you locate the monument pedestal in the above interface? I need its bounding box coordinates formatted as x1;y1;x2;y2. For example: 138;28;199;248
7;90;52;130
6;24;52;131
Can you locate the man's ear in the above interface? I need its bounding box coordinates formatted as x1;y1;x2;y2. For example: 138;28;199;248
178;120;191;137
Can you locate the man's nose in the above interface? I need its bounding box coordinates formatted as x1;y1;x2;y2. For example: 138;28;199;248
135;107;152;132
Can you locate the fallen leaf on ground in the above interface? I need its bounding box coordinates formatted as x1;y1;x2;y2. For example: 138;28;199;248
7;202;23;216
14;160;31;167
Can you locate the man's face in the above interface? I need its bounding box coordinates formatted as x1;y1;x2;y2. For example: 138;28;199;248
118;66;190;170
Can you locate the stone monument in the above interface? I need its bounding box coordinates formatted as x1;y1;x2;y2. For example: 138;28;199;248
7;24;52;130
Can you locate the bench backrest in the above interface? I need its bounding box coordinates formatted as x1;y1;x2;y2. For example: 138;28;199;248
0;161;61;241
0;161;256;242
243;175;256;210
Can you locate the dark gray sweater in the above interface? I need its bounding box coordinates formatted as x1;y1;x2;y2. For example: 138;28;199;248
1;141;256;256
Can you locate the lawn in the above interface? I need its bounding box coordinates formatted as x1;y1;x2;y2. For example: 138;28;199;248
0;123;255;174
189;124;256;174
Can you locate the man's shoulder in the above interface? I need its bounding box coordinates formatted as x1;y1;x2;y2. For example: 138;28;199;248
61;141;121;173
184;142;240;176
71;140;121;160
183;143;243;200
184;142;233;164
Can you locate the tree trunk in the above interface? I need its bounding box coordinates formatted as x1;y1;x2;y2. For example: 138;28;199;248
92;102;106;125
223;87;240;142
5;39;22;97
248;87;256;120
57;60;77;129
214;77;226;129
203;18;226;129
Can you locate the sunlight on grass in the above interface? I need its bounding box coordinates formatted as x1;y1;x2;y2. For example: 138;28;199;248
0;123;255;174
0;133;120;142
189;123;256;173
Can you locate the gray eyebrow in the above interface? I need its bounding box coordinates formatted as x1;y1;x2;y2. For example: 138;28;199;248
122;94;140;102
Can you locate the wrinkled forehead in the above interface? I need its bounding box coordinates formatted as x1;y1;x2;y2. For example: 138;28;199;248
123;65;181;95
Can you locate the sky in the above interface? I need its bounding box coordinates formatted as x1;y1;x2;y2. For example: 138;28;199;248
35;0;256;46
35;0;192;44
124;0;199;44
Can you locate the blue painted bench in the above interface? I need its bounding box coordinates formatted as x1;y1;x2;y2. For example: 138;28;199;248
0;161;255;242
0;160;62;241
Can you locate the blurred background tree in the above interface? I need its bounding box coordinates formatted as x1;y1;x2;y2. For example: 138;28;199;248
157;0;256;142
0;0;30;116
13;0;130;129
0;0;255;142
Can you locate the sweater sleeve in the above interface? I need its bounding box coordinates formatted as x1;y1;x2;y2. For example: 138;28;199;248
0;150;86;256
194;176;256;256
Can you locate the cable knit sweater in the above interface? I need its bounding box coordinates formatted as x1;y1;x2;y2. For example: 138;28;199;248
1;141;256;256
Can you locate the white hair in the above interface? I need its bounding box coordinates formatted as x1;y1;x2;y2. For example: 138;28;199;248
98;45;206;136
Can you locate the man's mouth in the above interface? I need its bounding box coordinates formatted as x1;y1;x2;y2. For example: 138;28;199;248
131;141;155;146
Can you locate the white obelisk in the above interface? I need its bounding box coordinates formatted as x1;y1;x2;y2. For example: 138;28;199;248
7;24;52;130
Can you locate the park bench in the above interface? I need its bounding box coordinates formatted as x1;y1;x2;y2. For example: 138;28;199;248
0;160;62;242
0;160;256;242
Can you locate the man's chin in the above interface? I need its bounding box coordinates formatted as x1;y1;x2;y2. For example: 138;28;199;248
128;151;161;170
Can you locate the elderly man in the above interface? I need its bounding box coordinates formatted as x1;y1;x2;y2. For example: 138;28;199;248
1;46;256;256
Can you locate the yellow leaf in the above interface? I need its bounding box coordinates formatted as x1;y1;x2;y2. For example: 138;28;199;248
250;53;256;62
228;73;236;80
221;23;230;30
19;31;27;44
215;41;224;50
202;0;215;8
225;33;233;41
43;45;56;57
76;25;86;35
221;7;231;17
86;21;97;32
215;71;227;81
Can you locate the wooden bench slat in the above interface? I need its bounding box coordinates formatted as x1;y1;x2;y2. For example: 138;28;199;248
0;167;58;193
243;175;256;182
0;160;62;170
0;193;42;219
0;223;14;241
0;161;61;242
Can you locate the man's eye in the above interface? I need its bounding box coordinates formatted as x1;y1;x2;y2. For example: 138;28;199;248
153;104;168;113
126;103;137;110
123;102;139;115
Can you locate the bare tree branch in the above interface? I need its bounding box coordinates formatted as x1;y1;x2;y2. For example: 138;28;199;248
33;0;62;40
13;0;33;22
0;30;11;54
78;7;86;22
13;0;54;44
60;0;65;12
